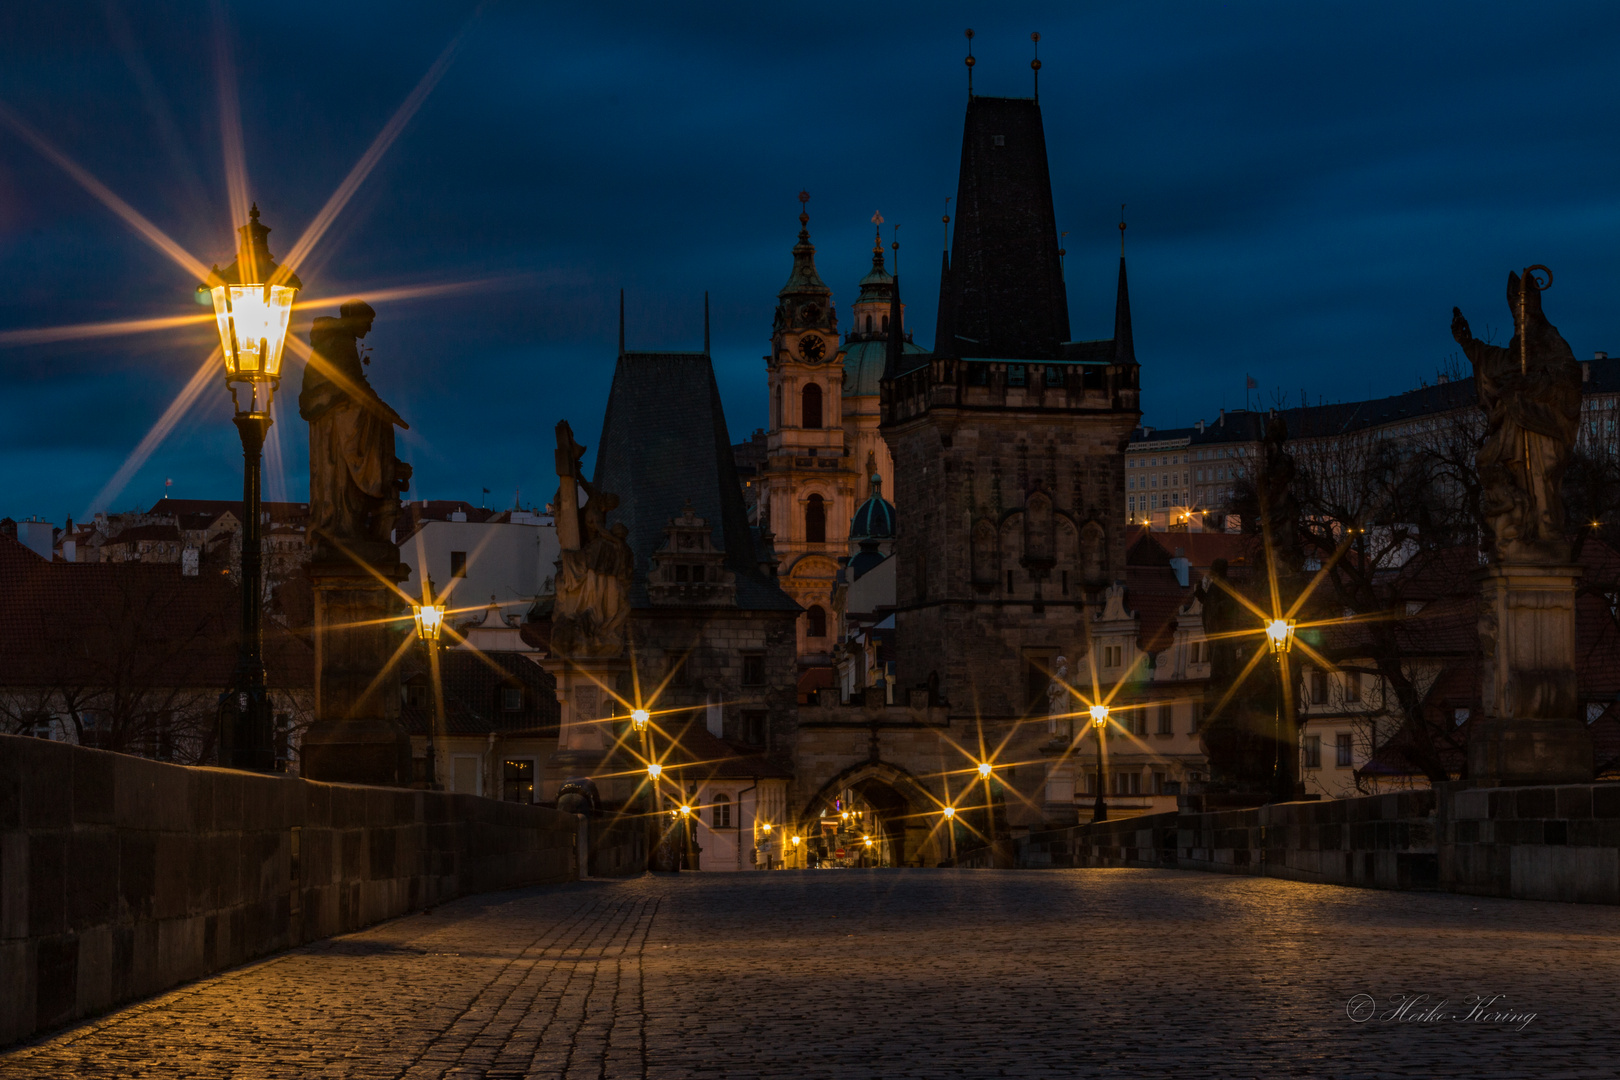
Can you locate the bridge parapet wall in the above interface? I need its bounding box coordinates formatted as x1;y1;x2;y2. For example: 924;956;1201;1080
0;734;579;1047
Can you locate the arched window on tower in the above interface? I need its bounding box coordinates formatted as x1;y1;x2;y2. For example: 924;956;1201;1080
865;315;872;333
806;604;827;638
802;383;823;429
805;494;826;544
882;314;890;332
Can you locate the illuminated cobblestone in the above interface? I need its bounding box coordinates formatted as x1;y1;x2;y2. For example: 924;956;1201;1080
3;869;1619;1078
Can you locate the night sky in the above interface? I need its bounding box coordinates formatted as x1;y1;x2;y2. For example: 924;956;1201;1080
3;2;1619;525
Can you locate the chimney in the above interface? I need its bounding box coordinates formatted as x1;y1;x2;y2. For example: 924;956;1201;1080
1218;408;1226;426
1583;362;1591;383
1195;419;1205;434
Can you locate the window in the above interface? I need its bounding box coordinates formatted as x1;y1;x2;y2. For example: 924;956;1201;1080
1303;735;1322;770
1008;364;1027;387
450;551;468;578
805;494;826;543
1189;701;1202;733
675;564;689;583
404;680;428;708
743;710;768;746
1311;669;1328;703
1131;711;1147;737
742;653;766;686
502;687;523;712
713;793;732;828
865;315;872;332
1343;672;1361;703
1336;733;1353;767
1113;772;1140;795
806;605;827;638
968;364;989;386
1007;569;1015;593
1153;771;1167;795
1157;704;1173;735
801;382;823;429
502;758;534;803
1044;365;1064;387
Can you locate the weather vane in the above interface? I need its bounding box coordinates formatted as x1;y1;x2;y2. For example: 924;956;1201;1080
872;210;884;249
1031;32;1041;101
964;29;975;97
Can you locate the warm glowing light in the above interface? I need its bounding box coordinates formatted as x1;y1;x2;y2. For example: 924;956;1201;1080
863;836;874;847
791;835;801;846
942;806;956;819
211;283;297;382
631;708;650;732
977;761;993;778
761;822;772;833
679;804;692;817
1266;618;1297;654
840;811;849;820
647;763;662;779
412;602;445;643
1089;704;1109;727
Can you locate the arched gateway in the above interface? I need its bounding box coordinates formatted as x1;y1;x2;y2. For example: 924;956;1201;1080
797;761;948;868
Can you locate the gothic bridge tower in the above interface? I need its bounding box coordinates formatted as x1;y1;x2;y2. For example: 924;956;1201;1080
880;94;1141;719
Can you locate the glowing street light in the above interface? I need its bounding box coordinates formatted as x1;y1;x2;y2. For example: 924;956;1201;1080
411;577;447;790
1266;618;1297;655
205;205;301;772
790;835;802;846
941;805;955;819
647;762;663;779
977;761;993;778
630;708;650;732
1089;703;1110;824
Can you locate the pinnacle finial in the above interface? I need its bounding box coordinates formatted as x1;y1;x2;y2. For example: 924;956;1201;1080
964;28;975;97
1119;203;1127;257
871;210;884;251
1031;32;1041;101
798;190;810;236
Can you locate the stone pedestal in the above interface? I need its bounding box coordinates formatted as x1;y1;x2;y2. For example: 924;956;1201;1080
541;657;632;805
301;551;412;785
1468;563;1593;785
1040;755;1079;827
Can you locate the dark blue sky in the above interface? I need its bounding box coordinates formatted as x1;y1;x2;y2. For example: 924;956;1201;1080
3;1;1619;523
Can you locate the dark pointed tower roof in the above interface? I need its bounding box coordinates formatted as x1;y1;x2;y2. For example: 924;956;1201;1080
935;96;1068;360
778;192;831;301
1113;257;1134;364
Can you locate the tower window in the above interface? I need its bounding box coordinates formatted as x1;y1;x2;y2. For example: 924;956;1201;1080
1045;366;1064;387
450;551;467;578
805;494;826;543
865;315;872;332
1008;365;1027;387
807;604;827;638
882;314;889;332
802;383;823;429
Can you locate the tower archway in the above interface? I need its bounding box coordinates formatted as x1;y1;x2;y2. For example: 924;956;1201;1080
798;761;946;867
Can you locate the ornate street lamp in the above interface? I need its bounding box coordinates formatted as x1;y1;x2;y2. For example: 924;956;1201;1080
1089;703;1110;823
411;578;446;788
1265;618;1297;655
1266;617;1297;798
205;204;301;771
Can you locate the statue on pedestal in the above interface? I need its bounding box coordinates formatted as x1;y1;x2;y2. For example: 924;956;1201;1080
1451;269;1582;564
1045;655;1070;737
551;421;634;658
299;300;412;564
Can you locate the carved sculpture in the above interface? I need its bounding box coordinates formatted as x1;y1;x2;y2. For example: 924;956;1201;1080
1045;655;1069;736
1451;269;1583;563
299;300;411;561
551;421;634;658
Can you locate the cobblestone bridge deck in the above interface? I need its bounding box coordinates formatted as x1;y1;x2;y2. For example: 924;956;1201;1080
4;869;1618;1078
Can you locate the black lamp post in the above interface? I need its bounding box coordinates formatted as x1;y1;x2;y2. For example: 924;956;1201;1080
204;205;300;771
1089;704;1110;823
411;578;447;787
1266;617;1298;799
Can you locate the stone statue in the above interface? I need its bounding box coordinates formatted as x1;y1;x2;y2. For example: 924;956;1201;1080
550;421;634;657
1451;269;1583;563
299;300;411;562
1046;655;1070;736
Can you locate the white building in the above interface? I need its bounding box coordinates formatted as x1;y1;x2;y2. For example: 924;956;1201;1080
396;501;558;631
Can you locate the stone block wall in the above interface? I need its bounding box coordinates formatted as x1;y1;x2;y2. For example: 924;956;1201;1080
1020;791;1440;892
1442;782;1620;904
0;734;580;1047
1020;783;1620;905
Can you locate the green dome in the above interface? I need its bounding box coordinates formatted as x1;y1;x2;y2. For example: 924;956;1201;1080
843;338;925;397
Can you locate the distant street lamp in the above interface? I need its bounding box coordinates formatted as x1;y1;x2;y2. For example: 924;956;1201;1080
941;805;958;864
205;204;300;771
411;578;446;788
1266;617;1297;798
1089;704;1110;823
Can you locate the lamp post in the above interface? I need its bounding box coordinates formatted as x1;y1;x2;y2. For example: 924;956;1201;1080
1089;704;1110;823
942;805;958;864
1266;618;1297;799
411;578;446;787
205;205;300;771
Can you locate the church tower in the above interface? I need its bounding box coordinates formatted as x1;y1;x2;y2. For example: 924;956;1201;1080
881;93;1141;719
760;193;861;667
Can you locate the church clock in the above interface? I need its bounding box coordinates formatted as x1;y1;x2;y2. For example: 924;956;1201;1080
797;334;826;363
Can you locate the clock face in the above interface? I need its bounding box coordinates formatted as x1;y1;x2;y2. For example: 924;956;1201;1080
798;334;826;363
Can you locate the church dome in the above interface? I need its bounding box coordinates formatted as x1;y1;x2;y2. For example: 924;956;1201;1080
850;476;896;540
843;338;926;397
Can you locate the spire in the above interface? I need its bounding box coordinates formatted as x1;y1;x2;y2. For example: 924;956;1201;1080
1030;32;1041;102
618;288;625;356
777;189;831;302
964;29;975;98
704;291;710;355
1113;253;1135;366
884;259;905;379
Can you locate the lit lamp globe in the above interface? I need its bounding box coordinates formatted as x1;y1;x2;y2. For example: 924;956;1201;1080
647;762;662;779
1266;618;1297;654
412;587;445;644
1089;704;1110;728
942;806;955;820
204;204;301;410
977;761;993;778
631;708;650;732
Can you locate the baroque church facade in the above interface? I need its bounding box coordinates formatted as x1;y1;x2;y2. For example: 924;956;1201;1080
756;198;922;668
